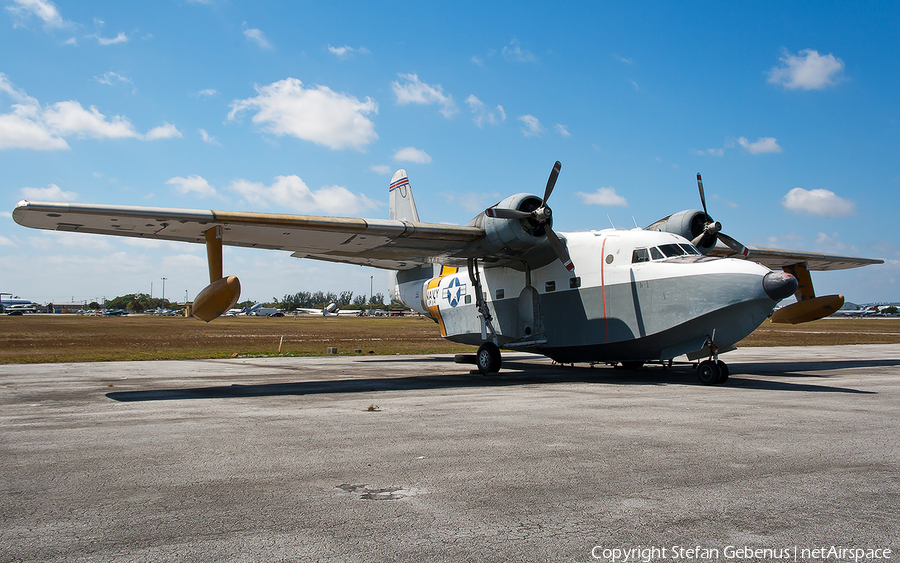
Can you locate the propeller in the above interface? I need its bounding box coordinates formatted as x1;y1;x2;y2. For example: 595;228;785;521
692;173;748;256
485;161;574;271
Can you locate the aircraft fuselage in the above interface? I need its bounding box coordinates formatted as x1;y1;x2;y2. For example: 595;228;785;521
396;229;788;364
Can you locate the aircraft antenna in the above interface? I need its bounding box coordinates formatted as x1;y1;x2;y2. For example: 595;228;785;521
607;214;616;229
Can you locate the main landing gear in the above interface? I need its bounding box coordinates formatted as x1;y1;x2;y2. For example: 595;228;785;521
476;342;502;375
469;257;502;375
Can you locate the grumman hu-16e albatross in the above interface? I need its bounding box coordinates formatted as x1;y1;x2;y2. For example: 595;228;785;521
13;163;882;384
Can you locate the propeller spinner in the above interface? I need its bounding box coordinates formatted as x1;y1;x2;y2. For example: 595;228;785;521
485;161;574;271
692;173;748;256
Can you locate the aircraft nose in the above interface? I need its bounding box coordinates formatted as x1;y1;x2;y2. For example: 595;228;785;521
763;271;798;301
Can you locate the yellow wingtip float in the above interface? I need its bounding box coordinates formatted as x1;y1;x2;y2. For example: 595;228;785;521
770;294;845;324
192;276;242;323
191;225;241;323
769;263;844;324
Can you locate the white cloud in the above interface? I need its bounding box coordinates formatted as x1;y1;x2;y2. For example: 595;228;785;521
0;75;181;149
166;175;217;198
392;73;457;118
690;148;724;157
576;187;628;207
466;95;505;127
143;122;181;140
737;136;782;154
29;231;114;252
612;54;633;64
89;31;127;46
243;25;273;49
192;89;217;98
782;187;855;217
228;77;378;150
470;55;484;67
370;165;392;175
40;101;136;138
121;239;200;252
20;183;77;201
711;194;738;208
517;115;545;137
95;72;134;92
768;49;845;90
199;128;220;145
555;124;571;137
441;191;502;214
229;175;378;215
6;0;69;29
502;38;536;62
392;147;432;164
872;241;900;258
814;232;858;254
0;235;15;247
328;44;369;58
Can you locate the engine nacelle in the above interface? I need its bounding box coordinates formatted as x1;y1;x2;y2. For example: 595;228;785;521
471;193;551;258
645;209;716;253
192;276;241;322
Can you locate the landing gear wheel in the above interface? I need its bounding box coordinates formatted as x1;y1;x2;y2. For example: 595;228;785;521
476;342;501;375
697;360;721;385
619;361;645;370
715;360;729;384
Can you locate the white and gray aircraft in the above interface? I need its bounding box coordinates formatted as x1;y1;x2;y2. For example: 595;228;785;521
12;163;882;384
289;303;360;316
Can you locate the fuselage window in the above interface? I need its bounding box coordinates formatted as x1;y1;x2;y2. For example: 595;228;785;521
650;247;664;260
632;248;650;263
679;243;701;255
569;277;581;289
495;289;504;300
545;281;556;292
659;244;687;257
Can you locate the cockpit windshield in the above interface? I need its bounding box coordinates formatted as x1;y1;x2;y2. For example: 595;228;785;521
658;244;686;257
632;243;702;263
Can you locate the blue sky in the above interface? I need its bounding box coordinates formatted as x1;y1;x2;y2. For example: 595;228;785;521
1;0;897;305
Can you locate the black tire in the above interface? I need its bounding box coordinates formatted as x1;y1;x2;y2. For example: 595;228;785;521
715;360;729;384
476;342;501;375
697;360;720;385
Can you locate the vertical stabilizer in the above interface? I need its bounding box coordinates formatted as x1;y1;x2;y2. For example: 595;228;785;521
389;169;420;222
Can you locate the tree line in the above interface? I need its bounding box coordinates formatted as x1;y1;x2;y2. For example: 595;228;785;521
273;291;386;312
95;290;390;313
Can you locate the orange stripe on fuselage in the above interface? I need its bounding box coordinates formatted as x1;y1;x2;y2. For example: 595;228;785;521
601;238;608;343
427;265;458;337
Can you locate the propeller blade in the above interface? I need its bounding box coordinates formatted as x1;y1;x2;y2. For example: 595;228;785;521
697;173;708;217
485;207;531;220
546;228;575;272
718;232;749;257
542;161;562;204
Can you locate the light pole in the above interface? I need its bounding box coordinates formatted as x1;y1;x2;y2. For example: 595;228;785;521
161;277;167;304
370;275;373;314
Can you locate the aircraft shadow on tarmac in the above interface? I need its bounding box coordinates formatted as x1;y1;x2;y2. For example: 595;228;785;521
105;356;892;402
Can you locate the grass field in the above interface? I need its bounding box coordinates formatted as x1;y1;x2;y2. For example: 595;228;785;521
1;314;899;364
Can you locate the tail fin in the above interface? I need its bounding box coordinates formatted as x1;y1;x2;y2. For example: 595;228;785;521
389;169;420;222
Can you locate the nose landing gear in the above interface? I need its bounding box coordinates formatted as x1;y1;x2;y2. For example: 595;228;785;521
697;333;729;385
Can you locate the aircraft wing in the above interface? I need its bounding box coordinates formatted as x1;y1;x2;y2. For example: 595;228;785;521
12;201;485;271
708;243;884;271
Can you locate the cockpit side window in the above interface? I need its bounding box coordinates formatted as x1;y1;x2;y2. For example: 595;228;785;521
632;248;650;263
659;243;686;257
650;247;664;260
680;243;701;255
